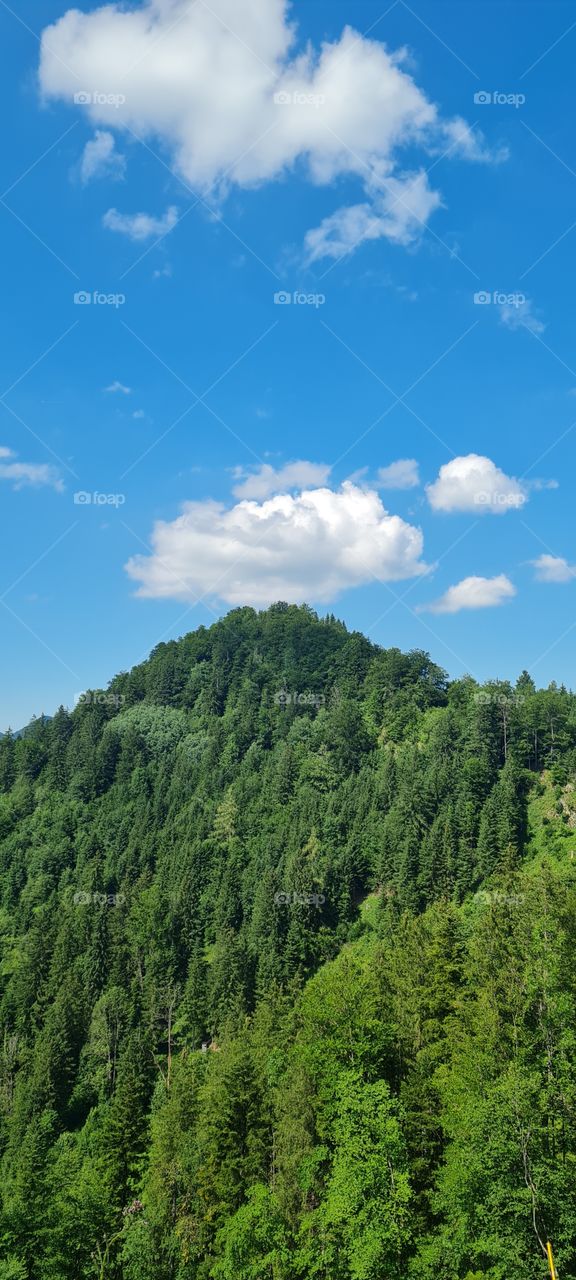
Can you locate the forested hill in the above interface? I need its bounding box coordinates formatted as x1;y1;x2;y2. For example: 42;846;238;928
0;603;575;1280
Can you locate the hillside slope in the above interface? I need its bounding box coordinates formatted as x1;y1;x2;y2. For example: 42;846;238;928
0;604;575;1279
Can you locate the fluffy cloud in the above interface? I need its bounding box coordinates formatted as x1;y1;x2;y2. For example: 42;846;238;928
500;298;545;335
80;129;125;183
232;460;331;499
39;0;502;260
531;554;576;583
0;446;63;492
125;481;429;606
421;573;516;614
377;458;420;490
426;454;526;515
102;206;179;241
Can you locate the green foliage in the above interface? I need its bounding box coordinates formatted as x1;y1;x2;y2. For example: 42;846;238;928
0;606;575;1278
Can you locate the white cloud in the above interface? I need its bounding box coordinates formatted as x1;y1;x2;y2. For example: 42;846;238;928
125;481;429;606
104;380;132;394
132;409;146;420
39;0;502;261
421;573;516;614
80;129;125;182
531;554;576;583
426;454;526;515
0;446;63;492
304;170;442;261
500;298;545;335
377;458;420;490
102;206;179;242
232;459;331;499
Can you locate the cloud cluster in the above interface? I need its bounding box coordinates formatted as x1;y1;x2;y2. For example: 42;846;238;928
125;481;429;606
426;454;526;515
0;446;63;492
422;573;516;614
122;452;560;612
39;0;502;259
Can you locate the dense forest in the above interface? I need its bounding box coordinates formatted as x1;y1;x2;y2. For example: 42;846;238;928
0;603;575;1279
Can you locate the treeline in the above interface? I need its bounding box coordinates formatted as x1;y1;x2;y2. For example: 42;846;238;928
0;604;574;1278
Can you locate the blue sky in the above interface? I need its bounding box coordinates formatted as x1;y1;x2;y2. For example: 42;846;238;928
2;0;576;729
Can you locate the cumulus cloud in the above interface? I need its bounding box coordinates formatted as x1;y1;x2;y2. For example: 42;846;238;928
377;458;420;490
103;206;179;241
125;481;429;606
232;460;331;499
0;446;63;492
426;454;526;515
421;573;516;614
531;554;576;583
39;0;502;261
80;129;125;183
500;298;545;335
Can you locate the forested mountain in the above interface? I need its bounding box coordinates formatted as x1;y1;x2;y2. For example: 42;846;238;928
0;603;575;1279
